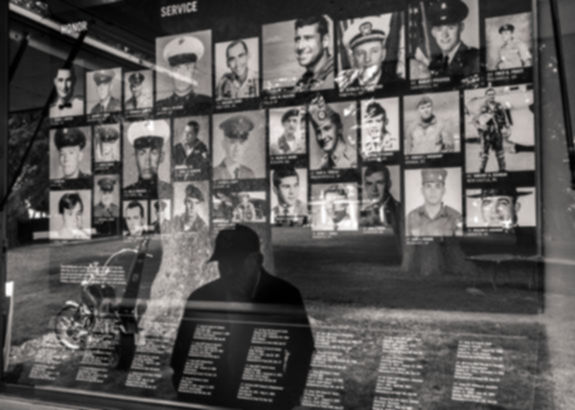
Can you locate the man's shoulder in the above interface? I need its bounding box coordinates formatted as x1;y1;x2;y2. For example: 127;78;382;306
443;205;462;219
259;272;303;303
188;279;225;302
239;164;255;177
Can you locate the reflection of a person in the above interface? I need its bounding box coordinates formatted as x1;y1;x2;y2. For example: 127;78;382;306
360;164;401;234
55;193;90;240
213;115;255;180
496;24;532;70
90;70;121;114
50;68;84;118
124;120;172;198
156;36;212;111
172;184;208;234
407;168;462;237
94;178;119;218
406;96;454;155
173;120;209;173
272;167;308;226
217;40;259;100
232;193;258;222
94;125;120;162
294;16;334;92
125;72;152;110
124;201;146;236
151;200;169;233
54;128;91;182
468;186;531;229
322;185;356;231
171;224;314;409
309;99;356;170
362;102;397;156
270;109;305;155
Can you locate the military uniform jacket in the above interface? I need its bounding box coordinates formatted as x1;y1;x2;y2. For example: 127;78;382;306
171;214;208;234
94;202;119;219
294;55;334;92
213;160;255;180
407;204;462;237
270;133;306;156
497;39;531;70
125;93;153;110
317;142;357;170
406;115;453;154
155;92;212;113
272;200;308;225
216;69;259;100
124;177;173;199
429;42;480;79
360;195;401;234
173;140;209;170
90;97;121;114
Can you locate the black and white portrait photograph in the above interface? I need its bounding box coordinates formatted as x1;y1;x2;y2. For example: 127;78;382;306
308;97;358;171
172;115;210;179
466;186;536;229
155;30;212;113
404;167;462;237
486;12;532;72
408;0;480;82
49;190;92;241
232;191;267;223
464;84;534;174
49;66;85;120
360;164;401;233
262;16;335;94
172;181;209;234
270;166;308;227
212;110;266;181
122;199;148;237
124;70;153;111
150;199;172;234
215;37;260;101
311;183;359;232
336;12;406;94
94;123;120;163
269;106;307;157
93;175;120;220
85;68;122;115
123;120;172;199
50;126;92;188
360;97;400;159
404;91;460;155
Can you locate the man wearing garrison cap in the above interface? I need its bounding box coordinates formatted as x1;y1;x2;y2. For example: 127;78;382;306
54;127;91;184
124;120;172;198
156;35;212;112
425;0;480;79
94;125;120;162
172;183;208;234
270;108;306;155
213;115;256;180
407;168;462;237
90;69;121;114
94;177;119;218
468;185;531;229
125;71;153;110
496;23;532;70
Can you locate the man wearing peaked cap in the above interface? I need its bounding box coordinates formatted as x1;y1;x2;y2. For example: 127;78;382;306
90;69;121;115
125;71;153;110
54;127;91;183
407;168;462;237
156;35;212;112
124;120;172;198
468;185;531;228
94;177;119;219
95;125;120;162
496;22;532;70
426;0;480;79
213;115;256;180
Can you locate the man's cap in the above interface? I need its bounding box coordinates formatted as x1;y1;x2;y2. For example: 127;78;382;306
467;186;532;198
163;36;204;66
127;120;169;149
499;23;515;33
281;108;301;123
97;177;116;192
208;224;260;262
185;183;204;202
93;69;115;85
416;96;433;108
129;72;145;86
343;19;386;50
421;168;447;184
219;115;254;141
96;126;120;143
308;96;338;127
365;101;386;118
54;127;86;150
428;0;469;26
154;200;167;211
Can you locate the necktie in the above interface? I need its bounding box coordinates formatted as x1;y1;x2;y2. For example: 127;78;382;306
442;55;449;72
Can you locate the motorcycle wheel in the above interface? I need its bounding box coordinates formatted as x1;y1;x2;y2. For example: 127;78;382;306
54;304;94;350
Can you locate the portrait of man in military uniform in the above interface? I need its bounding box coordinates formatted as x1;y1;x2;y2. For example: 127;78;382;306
466;186;535;230
172;117;209;175
212;111;266;181
232;192;266;223
49;67;84;119
405;168;462;237
50;127;91;186
269;107;306;156
172;182;209;234
404;93;459;155
124;70;153;111
360;98;400;158
94;124;120;163
308;97;357;171
87;69;122;115
409;0;480;81
311;183;358;232
123;120;172;198
337;13;405;93
360;164;401;235
485;12;532;71
271;166;308;226
151;200;171;234
216;38;259;100
93;176;119;219
155;31;212;112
